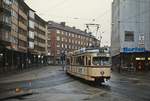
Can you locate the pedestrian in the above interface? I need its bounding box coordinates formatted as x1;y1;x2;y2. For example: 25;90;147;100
138;62;142;71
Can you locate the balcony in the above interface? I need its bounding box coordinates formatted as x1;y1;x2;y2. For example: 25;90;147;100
19;34;27;42
38;42;46;48
0;21;11;31
19;9;28;20
0;30;11;46
19;21;27;31
0;1;11;16
0;16;11;31
37;33;46;40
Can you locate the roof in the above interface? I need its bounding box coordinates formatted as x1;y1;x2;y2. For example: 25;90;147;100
35;14;47;25
48;21;96;38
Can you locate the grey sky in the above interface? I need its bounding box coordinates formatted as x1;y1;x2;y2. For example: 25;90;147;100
25;0;112;46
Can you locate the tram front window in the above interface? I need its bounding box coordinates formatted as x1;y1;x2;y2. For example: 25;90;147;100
93;57;110;66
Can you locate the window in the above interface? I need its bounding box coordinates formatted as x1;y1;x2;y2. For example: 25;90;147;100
65;32;68;36
12;24;18;33
10;36;18;44
65;44;67;48
72;40;74;43
78;41;80;44
62;44;64;48
72;34;74;37
63;37;66;42
29;20;35;29
29;42;34;49
78;35;80;38
75;40;78;44
93;57;110;66
29;31;34;39
76;56;84;65
56;30;60;34
57;36;60;41
2;15;11;24
125;31;134;42
62;31;64;35
57;44;60;48
139;34;144;45
4;0;12;5
69;45;71;49
29;10;35;19
57;50;60;54
12;0;18;6
12;10;18;19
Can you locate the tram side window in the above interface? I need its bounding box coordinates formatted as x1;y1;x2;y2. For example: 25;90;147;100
76;56;84;66
86;56;91;66
93;57;110;66
70;57;73;64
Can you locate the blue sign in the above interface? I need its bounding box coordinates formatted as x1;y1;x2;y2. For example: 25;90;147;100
123;47;145;53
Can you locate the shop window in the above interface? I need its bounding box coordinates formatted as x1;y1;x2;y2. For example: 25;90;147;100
136;57;145;61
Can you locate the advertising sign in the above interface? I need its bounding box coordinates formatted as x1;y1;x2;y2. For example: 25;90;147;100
123;47;145;53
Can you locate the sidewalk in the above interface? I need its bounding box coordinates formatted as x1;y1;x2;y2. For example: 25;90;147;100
0;65;62;84
0;65;63;100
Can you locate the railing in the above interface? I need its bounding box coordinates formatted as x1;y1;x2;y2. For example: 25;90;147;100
19;21;27;30
0;31;11;42
0;15;11;25
1;1;11;13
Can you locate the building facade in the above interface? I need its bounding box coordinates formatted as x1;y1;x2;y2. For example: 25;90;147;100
111;0;150;70
0;0;48;72
47;21;100;64
0;0;12;72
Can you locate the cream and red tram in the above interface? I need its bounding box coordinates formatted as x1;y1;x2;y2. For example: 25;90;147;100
66;48;111;83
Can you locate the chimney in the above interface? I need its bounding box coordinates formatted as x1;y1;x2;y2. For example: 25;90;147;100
84;29;87;33
72;26;76;29
60;22;66;27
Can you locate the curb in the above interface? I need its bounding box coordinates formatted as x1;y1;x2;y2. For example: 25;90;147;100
0;89;34;101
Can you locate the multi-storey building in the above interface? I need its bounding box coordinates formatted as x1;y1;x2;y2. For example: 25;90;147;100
47;21;100;64
111;0;150;70
0;0;48;72
0;0;12;72
34;14;47;64
28;12;48;67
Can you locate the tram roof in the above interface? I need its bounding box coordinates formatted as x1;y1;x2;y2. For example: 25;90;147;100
69;47;110;56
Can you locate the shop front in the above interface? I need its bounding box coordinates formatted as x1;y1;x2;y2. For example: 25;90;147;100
121;47;150;71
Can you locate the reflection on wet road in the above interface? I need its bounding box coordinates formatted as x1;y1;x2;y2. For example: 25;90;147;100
0;66;150;101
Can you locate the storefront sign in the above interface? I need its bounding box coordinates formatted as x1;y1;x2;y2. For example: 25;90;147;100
123;47;145;53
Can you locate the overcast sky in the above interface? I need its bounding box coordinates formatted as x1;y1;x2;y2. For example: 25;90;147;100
25;0;112;46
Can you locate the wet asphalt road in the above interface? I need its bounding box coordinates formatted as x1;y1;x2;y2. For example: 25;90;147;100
0;66;150;101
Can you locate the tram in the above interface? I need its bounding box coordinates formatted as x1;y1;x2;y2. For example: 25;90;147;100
66;47;111;83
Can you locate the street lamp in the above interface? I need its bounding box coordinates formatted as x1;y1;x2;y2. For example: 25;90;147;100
38;55;41;58
0;53;3;57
